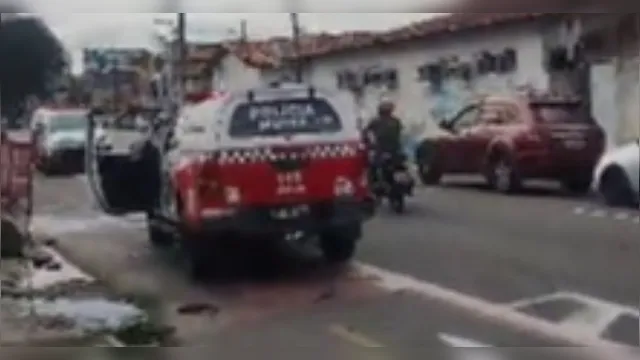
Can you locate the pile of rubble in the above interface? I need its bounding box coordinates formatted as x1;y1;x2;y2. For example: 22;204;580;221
0;236;138;347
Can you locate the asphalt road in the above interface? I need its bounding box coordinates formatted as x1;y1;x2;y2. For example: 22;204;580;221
29;173;639;355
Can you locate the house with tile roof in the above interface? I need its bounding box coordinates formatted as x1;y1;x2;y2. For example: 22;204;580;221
286;13;638;149
197;13;639;150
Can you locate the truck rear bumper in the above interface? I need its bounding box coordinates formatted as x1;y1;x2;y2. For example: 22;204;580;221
196;199;370;235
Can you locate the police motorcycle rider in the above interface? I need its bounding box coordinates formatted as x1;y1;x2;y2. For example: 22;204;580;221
363;100;414;205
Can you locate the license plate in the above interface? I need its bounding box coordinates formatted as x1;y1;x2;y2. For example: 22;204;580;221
270;205;310;220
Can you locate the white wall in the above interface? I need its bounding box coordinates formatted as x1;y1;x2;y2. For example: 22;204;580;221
305;23;549;145
211;55;263;92
617;57;640;142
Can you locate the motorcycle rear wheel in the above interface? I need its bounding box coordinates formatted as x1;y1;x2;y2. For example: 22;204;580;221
389;195;405;214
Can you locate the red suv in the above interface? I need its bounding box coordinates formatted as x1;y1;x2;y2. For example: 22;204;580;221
415;94;605;194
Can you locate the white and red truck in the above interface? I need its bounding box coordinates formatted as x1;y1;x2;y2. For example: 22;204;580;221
86;84;374;279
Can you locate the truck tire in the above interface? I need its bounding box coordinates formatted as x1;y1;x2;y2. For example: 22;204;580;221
146;213;173;248
182;230;234;282
182;231;213;282
320;223;361;264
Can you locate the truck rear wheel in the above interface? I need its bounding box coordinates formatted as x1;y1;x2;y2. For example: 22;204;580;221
146;214;173;248
182;231;213;282
320;223;361;264
182;230;234;282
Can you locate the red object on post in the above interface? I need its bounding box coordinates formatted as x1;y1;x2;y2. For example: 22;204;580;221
0;130;36;234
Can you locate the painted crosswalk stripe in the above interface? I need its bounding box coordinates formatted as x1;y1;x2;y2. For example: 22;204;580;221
439;333;507;360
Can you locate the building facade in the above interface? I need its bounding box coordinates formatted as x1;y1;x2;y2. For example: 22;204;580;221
202;13;639;150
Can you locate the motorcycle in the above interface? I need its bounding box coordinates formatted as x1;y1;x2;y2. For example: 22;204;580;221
363;130;414;213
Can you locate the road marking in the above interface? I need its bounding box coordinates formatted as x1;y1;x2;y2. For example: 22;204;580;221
509;292;639;338
356;263;634;360
439;334;508;360
329;324;384;348
573;205;639;223
438;333;491;347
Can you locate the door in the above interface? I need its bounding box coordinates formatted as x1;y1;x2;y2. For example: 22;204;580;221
590;63;618;150
467;101;521;171
85;111;159;215
461;104;505;172
445;105;482;173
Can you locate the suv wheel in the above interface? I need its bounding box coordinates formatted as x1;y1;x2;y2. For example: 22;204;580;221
418;162;442;185
320;223;360;264
487;155;521;194
599;167;636;208
416;142;442;186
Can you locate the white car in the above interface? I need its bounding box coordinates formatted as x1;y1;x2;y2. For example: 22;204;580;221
31;107;91;174
592;139;639;208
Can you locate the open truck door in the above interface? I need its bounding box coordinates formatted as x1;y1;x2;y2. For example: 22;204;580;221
85;109;161;215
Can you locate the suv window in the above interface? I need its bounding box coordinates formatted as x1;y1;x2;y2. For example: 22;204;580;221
451;106;480;131
530;103;590;124
229;98;341;137
482;102;520;124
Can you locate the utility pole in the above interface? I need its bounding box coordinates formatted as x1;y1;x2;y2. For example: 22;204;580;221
289;13;303;83
0;12;4;128
240;19;248;43
177;12;186;107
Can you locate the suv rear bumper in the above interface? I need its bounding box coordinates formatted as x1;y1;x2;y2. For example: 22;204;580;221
196;199;372;236
516;151;599;179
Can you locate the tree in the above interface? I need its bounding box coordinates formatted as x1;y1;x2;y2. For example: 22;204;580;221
0;11;67;118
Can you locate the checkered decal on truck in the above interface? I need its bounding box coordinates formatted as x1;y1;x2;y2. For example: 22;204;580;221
217;144;359;165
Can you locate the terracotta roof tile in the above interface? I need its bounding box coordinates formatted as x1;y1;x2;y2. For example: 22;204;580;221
185;13;555;69
376;13;549;45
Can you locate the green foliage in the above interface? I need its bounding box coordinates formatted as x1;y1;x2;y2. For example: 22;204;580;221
0;13;67;116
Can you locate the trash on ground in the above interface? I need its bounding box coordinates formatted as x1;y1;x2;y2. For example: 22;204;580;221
17;297;145;332
177;302;220;316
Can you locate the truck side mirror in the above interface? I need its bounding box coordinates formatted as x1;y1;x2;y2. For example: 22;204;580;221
438;119;451;131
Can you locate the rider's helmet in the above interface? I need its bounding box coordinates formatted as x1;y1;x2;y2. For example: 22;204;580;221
378;100;395;117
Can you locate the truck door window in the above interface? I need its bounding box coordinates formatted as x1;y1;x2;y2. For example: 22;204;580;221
229;98;342;137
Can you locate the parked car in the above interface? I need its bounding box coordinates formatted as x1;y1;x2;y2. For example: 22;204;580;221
31;107;89;174
592;139;639;208
415;94;605;194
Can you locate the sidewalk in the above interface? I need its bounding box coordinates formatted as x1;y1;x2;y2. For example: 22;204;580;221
0;246;139;347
